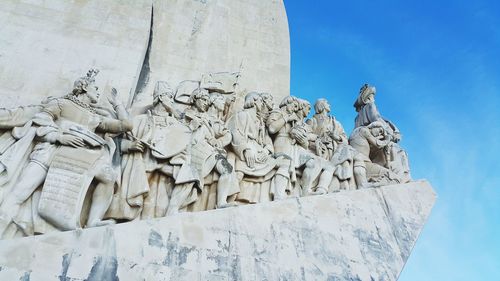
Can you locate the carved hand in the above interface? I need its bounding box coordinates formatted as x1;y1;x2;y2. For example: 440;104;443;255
107;87;119;106
296;132;308;145
207;137;218;147
376;139;390;148
287;112;299;122
58;134;85;148
244;149;257;168
316;140;327;155
94;107;112;117
190;118;201;130
257;150;270;162
392;132;401;142
128;140;145;152
332;133;343;142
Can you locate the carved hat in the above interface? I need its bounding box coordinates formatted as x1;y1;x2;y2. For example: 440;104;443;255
244;91;262;109
190;88;210;104
72;68;99;94
153;81;174;103
353;83;376;111
314;98;330;113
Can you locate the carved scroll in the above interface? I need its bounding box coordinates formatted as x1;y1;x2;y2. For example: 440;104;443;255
37;146;102;230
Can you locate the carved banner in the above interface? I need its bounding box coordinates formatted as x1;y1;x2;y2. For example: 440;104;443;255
37;146;102;230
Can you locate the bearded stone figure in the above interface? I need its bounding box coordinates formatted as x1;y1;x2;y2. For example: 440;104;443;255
227;92;292;203
105;82;194;220
0;71;414;241
351;84;411;185
0;69;133;238
307;99;358;191
182;89;240;210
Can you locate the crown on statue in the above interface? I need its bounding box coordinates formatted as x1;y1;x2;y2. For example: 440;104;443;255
85;68;100;84
72;68;100;94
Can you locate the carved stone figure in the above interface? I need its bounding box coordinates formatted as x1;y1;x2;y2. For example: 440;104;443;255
207;92;235;123
267;96;333;196
354;84;401;142
354;84;380;128
106;83;193;220
308;99;341;158
307;99;357;191
0;102;57;238
290;99;325;193
260;92;276;120
0;70;415;240
183;89;239;210
0;105;42;200
187;93;224;211
228;92;291;203
0;105;43;129
0;69;132;238
353;84;411;183
384;140;411;183
349;121;400;187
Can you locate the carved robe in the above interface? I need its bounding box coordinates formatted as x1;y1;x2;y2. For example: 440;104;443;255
106;112;195;220
353;99;409;183
307;114;355;189
187;116;239;212
0;98;120;237
349;126;399;185
268;109;317;169
228;110;278;203
184;110;226;187
0;107;42;238
307;114;347;158
355;102;382;128
0;106;42;194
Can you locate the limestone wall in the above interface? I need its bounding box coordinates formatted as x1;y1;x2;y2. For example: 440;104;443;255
0;0;152;107
0;0;290;108
131;0;290;108
0;181;435;281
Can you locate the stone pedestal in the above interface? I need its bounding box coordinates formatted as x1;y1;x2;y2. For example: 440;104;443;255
0;181;435;281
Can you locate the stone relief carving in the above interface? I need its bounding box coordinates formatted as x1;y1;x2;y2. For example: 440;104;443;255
228;92;292;203
0;69;132;238
351;84;411;185
0;70;411;239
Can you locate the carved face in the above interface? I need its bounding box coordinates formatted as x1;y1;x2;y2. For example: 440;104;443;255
212;95;226;111
370;127;384;137
85;83;100;104
302;104;311;118
262;94;274;111
195;93;211;112
254;95;265;113
286;100;298;113
159;92;175;111
365;93;375;103
315;99;330;114
324;101;331;113
358;84;376;105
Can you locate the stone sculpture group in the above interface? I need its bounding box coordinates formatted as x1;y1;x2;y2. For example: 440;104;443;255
0;69;411;239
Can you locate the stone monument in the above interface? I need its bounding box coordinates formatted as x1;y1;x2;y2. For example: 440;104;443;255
0;1;434;280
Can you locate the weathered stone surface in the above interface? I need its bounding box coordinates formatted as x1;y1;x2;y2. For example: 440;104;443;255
0;180;435;281
128;0;291;109
0;0;290;108
0;0;152;107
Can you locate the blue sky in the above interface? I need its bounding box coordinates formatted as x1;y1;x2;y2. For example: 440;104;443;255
285;1;500;280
